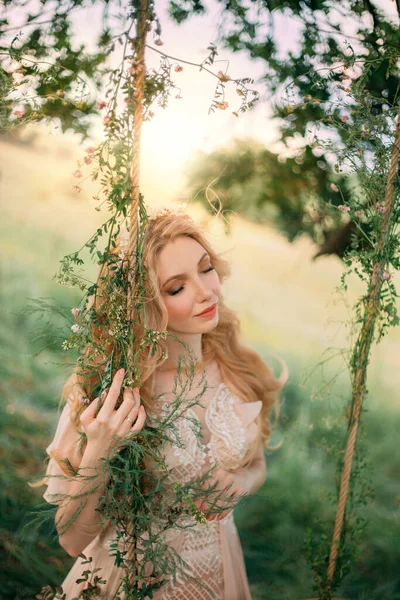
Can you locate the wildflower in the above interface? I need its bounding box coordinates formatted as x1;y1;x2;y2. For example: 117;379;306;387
154;38;164;46
304;94;312;102
71;308;81;317
56;89;64;97
97;100;107;110
340;114;349;122
214;101;229;110
73;185;82;193
13;110;25;118
338;205;350;213
376;202;387;214
85;146;95;154
83;156;92;165
129;61;144;76
71;324;80;333
175;65;183;72
330;183;339;192
382;270;392;281
78;394;90;406
217;71;231;83
354;209;365;218
72;169;82;178
103;115;112;126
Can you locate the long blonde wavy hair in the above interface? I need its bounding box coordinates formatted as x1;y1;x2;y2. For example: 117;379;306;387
57;211;288;471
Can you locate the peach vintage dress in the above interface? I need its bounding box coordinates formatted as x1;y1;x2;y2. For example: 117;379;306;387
43;362;265;599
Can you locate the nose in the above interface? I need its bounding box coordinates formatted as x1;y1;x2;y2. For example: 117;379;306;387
195;277;213;302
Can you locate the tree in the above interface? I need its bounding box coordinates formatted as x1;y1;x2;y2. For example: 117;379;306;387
172;0;400;258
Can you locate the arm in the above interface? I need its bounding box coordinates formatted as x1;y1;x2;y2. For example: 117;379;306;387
232;441;267;496
55;444;111;557
45;369;146;557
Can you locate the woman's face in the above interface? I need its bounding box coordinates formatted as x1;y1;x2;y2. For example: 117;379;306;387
157;236;221;334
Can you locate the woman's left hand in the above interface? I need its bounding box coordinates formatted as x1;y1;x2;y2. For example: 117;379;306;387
194;467;246;522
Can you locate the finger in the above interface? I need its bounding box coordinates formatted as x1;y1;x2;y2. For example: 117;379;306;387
98;368;125;418
129;405;146;432
120;393;141;433
80;393;105;423
116;387;137;421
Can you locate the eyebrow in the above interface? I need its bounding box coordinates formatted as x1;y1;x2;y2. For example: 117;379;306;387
162;252;210;288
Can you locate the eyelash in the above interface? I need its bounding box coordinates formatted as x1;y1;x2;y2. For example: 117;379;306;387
168;266;215;296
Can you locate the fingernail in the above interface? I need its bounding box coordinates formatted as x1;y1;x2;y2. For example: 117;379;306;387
119;368;125;375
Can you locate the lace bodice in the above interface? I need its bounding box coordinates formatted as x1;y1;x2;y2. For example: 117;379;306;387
150;381;262;485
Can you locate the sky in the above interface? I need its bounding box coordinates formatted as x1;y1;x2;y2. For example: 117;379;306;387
67;0;304;206
68;0;399;207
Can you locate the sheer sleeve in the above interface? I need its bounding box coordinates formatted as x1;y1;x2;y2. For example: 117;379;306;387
43;400;83;506
233;440;267;497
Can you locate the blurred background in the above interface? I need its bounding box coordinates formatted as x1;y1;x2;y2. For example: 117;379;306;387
1;0;400;598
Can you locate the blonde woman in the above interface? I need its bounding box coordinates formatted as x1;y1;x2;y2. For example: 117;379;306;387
42;208;288;599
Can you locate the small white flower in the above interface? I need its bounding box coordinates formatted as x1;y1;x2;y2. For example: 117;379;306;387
71;307;81;317
71;324;80;333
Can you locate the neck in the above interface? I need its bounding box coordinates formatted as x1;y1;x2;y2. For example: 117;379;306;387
158;330;203;372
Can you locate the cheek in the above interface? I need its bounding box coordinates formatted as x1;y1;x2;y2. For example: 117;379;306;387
164;295;193;320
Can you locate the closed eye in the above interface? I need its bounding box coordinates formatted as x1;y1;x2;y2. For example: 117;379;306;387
168;266;215;296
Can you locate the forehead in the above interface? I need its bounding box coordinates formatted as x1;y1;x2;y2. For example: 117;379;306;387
157;237;207;277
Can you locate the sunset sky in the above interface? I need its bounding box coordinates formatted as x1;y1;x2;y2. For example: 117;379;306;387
67;0;302;206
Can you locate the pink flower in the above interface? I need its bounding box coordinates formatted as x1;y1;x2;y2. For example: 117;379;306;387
382;270;392;281
376;202;387;214
338;205;350;213
354;209;365;218
217;71;231;83
78;394;90;406
97;100;107;110
129;61;144;76
340;114;350;122
13;110;25;118
85;146;94;154
103;115;112;126
214;101;229;110
72;169;82;178
154;38;164;46
71;324;80;333
330;183;339;192
71;307;81;317
175;65;183;72
73;185;82;193
84;156;92;165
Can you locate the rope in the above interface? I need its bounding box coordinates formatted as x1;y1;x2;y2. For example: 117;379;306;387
325;107;400;594
125;0;149;588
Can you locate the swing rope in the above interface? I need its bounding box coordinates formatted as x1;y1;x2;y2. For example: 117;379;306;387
126;0;149;588
325;106;400;593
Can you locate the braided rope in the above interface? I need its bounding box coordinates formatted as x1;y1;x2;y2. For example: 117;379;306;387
325;107;400;592
126;0;149;588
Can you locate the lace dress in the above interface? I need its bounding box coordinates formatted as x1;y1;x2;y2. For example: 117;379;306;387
43;365;266;599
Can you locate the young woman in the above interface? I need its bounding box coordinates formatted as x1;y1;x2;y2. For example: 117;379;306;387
42;208;288;599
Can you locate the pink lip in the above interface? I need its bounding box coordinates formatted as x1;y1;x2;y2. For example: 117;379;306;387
196;303;217;317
